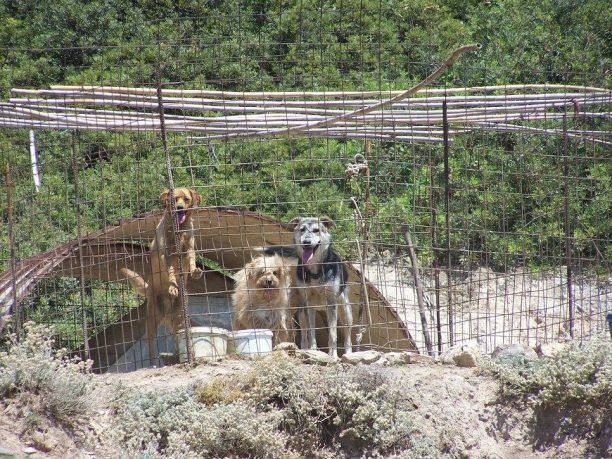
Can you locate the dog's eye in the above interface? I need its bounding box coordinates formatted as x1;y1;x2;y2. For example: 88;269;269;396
272;270;278;276
312;228;320;233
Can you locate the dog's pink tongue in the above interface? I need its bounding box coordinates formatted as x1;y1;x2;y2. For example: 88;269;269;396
177;210;187;225
301;247;314;264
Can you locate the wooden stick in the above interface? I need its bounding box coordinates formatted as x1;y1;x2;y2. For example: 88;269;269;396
402;223;434;356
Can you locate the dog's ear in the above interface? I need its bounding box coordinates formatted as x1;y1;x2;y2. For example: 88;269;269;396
189;188;202;206
159;189;170;206
289;217;301;229
320;216;335;228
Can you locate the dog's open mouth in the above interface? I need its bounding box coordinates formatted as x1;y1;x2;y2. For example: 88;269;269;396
301;245;318;264
176;209;187;226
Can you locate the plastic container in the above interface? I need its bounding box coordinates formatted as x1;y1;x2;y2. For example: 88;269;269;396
231;329;274;357
178;326;229;362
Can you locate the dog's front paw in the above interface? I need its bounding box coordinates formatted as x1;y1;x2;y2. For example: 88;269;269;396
168;285;179;297
191;267;204;279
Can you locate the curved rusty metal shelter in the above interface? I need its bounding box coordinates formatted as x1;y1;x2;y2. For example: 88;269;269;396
0;207;417;371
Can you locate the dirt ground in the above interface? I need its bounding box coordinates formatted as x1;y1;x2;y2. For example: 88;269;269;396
1;356;604;459
360;260;611;353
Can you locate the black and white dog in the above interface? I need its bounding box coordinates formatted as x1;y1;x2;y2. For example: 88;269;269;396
263;217;353;357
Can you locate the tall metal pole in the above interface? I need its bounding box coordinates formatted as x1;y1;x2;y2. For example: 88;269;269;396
562;112;574;338
443;100;454;346
5;163;20;339
429;151;442;353
71;133;90;359
155;55;194;364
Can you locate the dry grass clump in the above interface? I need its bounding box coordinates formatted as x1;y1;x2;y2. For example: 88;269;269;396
481;335;611;408
110;389;288;458
110;353;436;458
245;354;435;457
0;321;93;427
481;334;611;456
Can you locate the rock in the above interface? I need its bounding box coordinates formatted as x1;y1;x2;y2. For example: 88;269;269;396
30;431;57;452
492;343;538;363
0;446;16;458
341;350;381;365
440;341;484;367
23;447;37;455
372;356;389;366
274;342;299;354
535;342;566;358
296;349;336;365
407;353;437;365
383;351;412;366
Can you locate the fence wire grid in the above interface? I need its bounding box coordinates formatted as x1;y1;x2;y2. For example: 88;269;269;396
0;10;610;372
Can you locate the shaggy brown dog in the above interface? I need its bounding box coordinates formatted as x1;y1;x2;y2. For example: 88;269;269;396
232;254;296;344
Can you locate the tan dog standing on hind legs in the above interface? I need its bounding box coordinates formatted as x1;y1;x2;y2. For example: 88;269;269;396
122;187;203;364
150;187;203;298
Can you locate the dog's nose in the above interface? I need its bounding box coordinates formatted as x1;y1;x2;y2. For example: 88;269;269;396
266;279;274;287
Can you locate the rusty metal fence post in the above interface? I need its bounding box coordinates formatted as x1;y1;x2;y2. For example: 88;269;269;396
443;99;454;347
155;55;194;365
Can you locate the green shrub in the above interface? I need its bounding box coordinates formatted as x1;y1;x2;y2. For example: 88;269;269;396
0;321;93;426
481;335;611;408
110;354;436;458
110;389;288;458
230;354;435;456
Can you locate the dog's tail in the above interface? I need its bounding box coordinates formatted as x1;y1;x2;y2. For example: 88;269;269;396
253;245;299;259
120;267;149;297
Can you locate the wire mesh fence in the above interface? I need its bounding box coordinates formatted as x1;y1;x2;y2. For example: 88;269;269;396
0;11;610;372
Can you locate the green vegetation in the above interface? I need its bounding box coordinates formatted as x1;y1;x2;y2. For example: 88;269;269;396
0;322;93;430
482;335;611;408
0;1;610;345
480;335;611;455
110;353;436;457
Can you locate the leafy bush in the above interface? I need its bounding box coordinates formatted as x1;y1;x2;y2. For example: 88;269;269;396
110;390;288;458
0;321;93;426
109;354;436;458
244;354;434;456
481;335;611;408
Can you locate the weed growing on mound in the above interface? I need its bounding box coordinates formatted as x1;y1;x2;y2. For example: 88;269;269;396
481;335;611;408
481;335;611;455
110;389;287;458
110;354;436;458
244;354;435;456
0;322;93;427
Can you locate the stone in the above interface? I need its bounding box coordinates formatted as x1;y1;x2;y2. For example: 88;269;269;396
408;353;437;365
492;343;538;363
274;342;299;354
30;431;57;452
0;446;16;458
440;341;484;368
23;447;37;455
383;351;412;366
296;349;336;365
341;350;381;365
535;342;566;358
372;356;389;366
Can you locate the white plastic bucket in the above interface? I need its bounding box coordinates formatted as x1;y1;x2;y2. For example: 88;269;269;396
179;327;229;362
231;329;273;357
